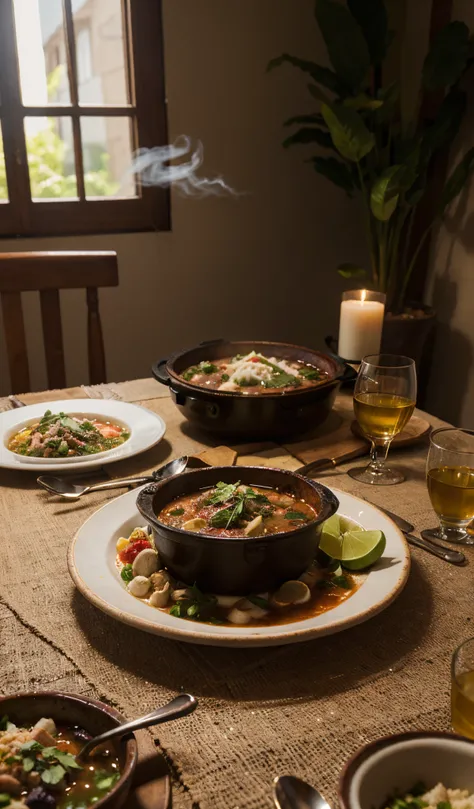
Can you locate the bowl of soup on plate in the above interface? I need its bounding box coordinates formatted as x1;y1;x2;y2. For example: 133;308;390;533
136;466;339;594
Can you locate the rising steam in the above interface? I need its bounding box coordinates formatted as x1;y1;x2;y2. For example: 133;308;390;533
128;135;239;197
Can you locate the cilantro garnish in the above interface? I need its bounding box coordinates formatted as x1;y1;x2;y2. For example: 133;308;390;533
284;510;309;521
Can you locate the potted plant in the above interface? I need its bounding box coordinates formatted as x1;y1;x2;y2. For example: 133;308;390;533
268;0;474;369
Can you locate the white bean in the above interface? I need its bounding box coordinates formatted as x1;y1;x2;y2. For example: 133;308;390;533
128;576;151;597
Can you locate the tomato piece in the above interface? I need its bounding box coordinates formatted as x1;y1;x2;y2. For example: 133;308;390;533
250;357;260;362
119;538;151;564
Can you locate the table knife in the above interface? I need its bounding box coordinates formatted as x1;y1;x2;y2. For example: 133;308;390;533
375;506;467;566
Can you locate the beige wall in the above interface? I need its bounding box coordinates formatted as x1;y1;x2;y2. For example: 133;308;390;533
424;0;474;427
0;0;369;395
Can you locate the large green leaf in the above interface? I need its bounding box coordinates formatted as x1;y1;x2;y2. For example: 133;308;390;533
283;127;333;149
343;93;383;110
347;0;389;65
284;113;324;127
421;89;467;159
267;53;347;95
321;102;375;162
310;156;356;195
422;21;470;91
314;0;370;91
439;147;474;213
371;166;401;221
337;263;367;279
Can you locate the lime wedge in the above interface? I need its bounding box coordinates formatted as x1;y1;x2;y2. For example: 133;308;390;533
340;530;386;570
319;515;344;559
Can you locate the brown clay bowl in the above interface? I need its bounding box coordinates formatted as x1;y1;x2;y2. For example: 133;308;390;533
136;465;339;595
152;339;355;439
0;691;137;808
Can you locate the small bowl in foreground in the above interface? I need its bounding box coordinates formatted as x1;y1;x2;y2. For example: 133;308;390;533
0;691;137;809
339;731;474;809
136;465;339;595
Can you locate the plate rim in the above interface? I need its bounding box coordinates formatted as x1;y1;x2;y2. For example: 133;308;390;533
0;399;166;472
68;485;411;647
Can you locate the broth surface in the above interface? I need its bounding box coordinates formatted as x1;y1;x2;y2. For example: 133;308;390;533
158;483;317;537
180;351;329;394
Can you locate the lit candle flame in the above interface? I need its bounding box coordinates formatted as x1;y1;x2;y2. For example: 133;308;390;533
360;289;367;304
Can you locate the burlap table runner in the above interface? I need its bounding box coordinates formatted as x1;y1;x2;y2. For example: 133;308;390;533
1;381;473;809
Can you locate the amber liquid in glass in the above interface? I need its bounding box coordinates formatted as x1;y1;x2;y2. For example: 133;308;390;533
427;466;474;523
353;393;415;441
452;670;474;739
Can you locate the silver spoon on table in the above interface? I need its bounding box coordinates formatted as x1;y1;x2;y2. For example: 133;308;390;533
274;775;331;809
78;693;197;760
36;455;208;500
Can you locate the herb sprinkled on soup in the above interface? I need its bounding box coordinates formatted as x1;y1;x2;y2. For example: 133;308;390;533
180;351;328;394
158;481;317;537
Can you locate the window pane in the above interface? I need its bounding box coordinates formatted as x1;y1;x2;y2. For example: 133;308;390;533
80;117;135;198
73;0;129;105
14;0;71;105
0;124;8;201
25;117;78;199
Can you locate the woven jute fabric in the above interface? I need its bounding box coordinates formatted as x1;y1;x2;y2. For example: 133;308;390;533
1;381;473;809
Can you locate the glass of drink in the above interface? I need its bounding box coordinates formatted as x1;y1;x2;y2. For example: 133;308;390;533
348;354;417;485
452;638;474;738
425;428;474;545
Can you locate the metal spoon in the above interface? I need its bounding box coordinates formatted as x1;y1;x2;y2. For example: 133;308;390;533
274;775;331;809
78;693;197;760
37;455;190;499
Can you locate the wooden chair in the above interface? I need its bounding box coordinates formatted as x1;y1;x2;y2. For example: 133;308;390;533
0;251;118;393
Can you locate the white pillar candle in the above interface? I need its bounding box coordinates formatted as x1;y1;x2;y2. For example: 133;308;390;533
338;289;385;361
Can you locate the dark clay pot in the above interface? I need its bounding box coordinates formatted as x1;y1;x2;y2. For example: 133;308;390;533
152;339;355;440
382;303;436;402
0;691;137;809
136;466;339;595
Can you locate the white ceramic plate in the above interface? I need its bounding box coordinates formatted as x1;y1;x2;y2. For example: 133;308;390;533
68;486;410;647
0;400;166;472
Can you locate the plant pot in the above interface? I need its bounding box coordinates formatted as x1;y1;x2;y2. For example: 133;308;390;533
382;302;436;405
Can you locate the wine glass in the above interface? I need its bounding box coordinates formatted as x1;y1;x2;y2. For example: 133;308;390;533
423;427;474;545
348;354;417;485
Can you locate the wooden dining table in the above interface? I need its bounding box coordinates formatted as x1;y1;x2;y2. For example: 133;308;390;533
0;378;472;809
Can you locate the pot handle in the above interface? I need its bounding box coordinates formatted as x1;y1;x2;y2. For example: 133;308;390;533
151;359;171;387
324;335;358;383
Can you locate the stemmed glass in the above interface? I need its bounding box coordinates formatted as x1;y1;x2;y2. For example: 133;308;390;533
348;354;417;485
423;428;474;545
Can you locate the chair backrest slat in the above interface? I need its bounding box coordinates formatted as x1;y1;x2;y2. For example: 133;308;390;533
39;289;66;390
0;251;118;393
86;287;106;385
1;290;30;393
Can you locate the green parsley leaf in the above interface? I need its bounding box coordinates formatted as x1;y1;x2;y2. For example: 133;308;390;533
94;770;121;791
41;763;66;785
299;366;321;380
221;373;230;382
284;510;309;521
0;794;12;808
120;564;134;583
54;749;82;770
169;507;185;516
169;604;183;618
0;716;8;731
20;740;43;754
200;362;218;374
22;756;36;773
331;574;352;589
437;803;452;809
204;481;240;506
187;604;199;617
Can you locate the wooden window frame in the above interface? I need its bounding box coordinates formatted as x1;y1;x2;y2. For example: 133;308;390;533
0;0;169;237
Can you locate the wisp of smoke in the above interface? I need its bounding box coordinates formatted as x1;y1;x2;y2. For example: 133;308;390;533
128;135;240;197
